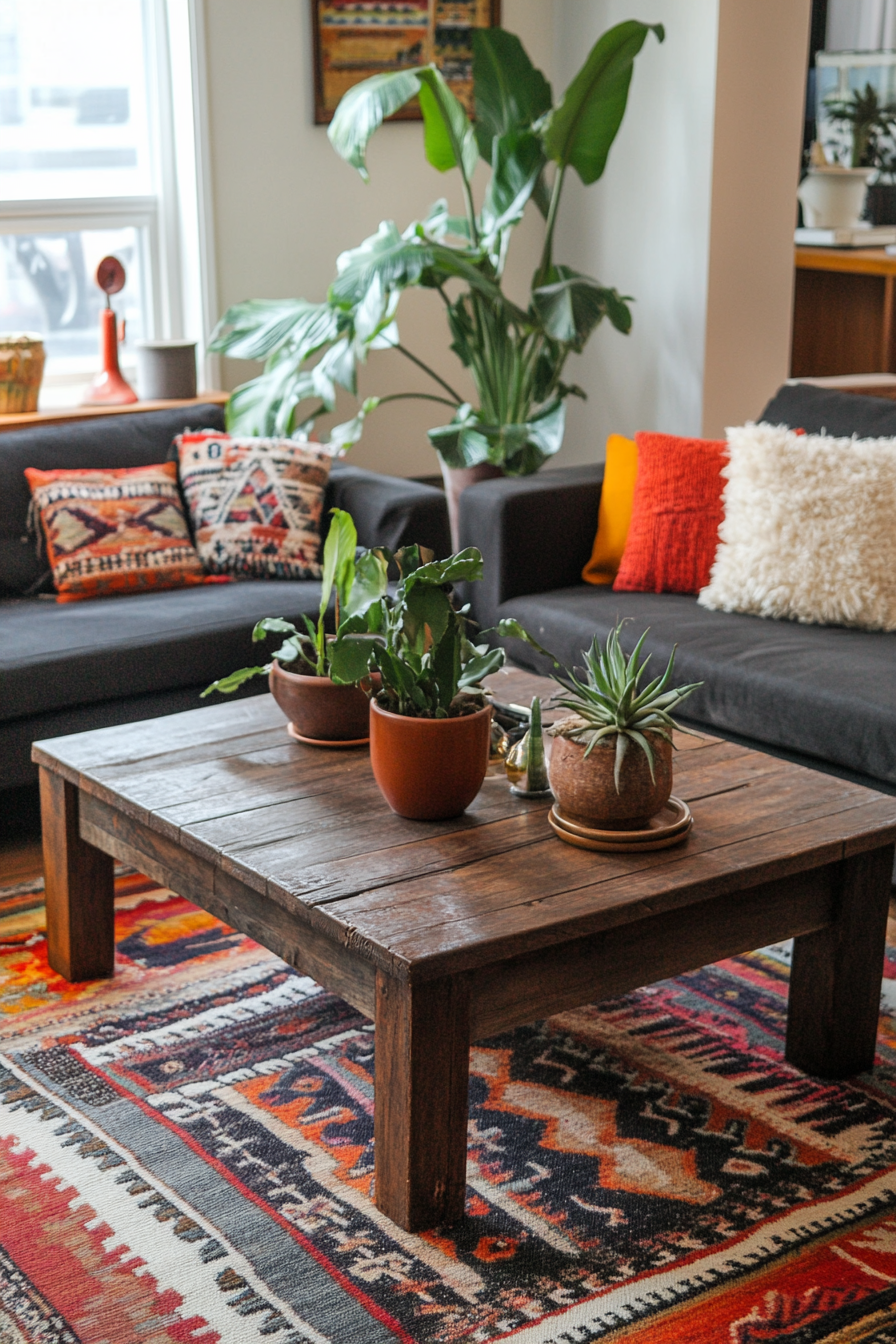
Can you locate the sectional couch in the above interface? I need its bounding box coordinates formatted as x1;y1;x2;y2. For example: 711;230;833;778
0;404;450;801
459;382;896;808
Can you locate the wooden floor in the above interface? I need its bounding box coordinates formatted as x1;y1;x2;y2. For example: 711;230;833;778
0;836;43;886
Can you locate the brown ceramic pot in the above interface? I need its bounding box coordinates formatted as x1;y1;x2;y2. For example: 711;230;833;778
269;660;376;742
439;458;504;552
369;699;492;820
548;731;673;828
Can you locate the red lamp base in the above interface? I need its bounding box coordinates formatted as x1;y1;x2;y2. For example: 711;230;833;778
82;307;138;406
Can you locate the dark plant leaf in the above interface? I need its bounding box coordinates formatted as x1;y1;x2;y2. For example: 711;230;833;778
532;265;631;348
542;20;663;184
473;28;552;160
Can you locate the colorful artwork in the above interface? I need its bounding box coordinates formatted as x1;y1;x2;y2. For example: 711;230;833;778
313;0;501;123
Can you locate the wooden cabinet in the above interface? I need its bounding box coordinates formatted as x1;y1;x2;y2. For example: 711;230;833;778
792;247;896;377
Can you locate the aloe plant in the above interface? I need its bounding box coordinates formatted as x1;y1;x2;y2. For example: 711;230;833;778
498;618;701;791
209;20;663;474
201;509;388;694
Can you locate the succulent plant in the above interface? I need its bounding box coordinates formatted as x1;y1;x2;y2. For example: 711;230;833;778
550;622;702;791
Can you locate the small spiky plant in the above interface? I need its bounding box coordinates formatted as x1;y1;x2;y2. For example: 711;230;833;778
552;623;702;792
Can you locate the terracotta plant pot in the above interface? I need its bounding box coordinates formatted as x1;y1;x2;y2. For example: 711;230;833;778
369;699;492;820
269;660;375;743
549;731;673;828
439;458;504;552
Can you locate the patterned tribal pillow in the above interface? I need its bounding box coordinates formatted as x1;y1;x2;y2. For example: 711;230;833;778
25;462;205;603
175;432;332;580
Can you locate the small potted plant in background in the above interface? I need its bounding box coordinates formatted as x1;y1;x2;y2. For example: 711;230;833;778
800;82;896;229
341;545;507;819
202;509;388;744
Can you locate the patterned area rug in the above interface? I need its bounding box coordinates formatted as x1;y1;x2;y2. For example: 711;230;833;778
4;870;896;1344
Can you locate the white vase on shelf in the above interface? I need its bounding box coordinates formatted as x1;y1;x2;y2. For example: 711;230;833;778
797;167;873;229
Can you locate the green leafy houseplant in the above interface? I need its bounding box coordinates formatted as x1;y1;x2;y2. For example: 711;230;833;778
209;20;663;477
824;83;896;170
333;544;507;717
202;509;388;695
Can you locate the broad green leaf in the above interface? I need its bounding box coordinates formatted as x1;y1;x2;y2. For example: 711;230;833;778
473;28;552;160
431;621;462;710
201;666;267;697
209;299;334;362
532;266;631;348
327;396;380;451
480;130;545;250
428;406;498;469
320;508;358;626
410;548;484;587
331;221;434;307
543;20;663;184
252;616;299;643
416;68;479;182
328;633;378;685
505;400;567;475
328;68;424;180
458;646;505;687
345;547;389;619
403;582;452;653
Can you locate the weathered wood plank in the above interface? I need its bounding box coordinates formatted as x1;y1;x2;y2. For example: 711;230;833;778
786;845;895;1077
40;768;115;981
374;969;470;1229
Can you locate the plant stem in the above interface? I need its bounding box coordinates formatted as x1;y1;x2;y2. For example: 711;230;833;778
537;164;567;284
378;392;460;408
395;343;465;403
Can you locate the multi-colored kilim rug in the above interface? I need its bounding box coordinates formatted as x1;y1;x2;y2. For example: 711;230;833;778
4;869;896;1344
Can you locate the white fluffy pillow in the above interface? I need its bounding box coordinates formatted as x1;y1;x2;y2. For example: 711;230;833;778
698;422;896;631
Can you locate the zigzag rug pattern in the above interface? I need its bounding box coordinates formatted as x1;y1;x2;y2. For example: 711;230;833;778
3;870;896;1343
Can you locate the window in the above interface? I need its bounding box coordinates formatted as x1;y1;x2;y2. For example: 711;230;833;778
0;0;207;407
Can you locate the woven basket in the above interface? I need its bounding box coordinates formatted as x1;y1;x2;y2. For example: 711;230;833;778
0;334;45;412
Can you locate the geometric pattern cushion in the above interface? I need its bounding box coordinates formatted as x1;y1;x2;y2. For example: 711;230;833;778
175;432;332;580
24;462;205;603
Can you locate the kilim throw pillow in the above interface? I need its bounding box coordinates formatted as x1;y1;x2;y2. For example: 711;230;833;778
175;432;332;579
25;462;205;603
613;432;727;594
699;422;896;630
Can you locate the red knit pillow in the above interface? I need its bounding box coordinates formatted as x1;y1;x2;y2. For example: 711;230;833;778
613;432;726;595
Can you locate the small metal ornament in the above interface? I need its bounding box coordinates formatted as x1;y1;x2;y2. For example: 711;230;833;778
507;696;554;798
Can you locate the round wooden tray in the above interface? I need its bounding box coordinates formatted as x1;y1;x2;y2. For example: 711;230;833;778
549;796;693;853
287;722;369;749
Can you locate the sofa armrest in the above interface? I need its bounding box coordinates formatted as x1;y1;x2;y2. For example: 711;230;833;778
457;465;604;632
325;464;450;558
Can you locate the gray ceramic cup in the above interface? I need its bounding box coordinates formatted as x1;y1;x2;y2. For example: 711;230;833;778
135;341;197;400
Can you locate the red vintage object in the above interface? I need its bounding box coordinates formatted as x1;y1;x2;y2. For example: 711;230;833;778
83;256;137;406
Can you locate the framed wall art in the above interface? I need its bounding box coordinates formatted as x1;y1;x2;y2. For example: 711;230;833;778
312;0;501;125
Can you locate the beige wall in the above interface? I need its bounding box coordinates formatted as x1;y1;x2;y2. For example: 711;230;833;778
202;0;552;478
701;0;811;438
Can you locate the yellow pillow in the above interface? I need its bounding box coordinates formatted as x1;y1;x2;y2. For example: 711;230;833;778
582;433;638;585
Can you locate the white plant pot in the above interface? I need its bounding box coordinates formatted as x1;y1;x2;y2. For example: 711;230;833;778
797;167;872;229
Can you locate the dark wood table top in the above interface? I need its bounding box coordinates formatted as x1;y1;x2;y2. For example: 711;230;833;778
33;668;896;988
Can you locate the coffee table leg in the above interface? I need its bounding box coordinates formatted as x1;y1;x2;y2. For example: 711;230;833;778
786;846;894;1078
40;768;115;982
374;969;470;1231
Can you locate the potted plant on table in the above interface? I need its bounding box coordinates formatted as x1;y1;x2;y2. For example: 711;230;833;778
499;619;700;828
202;509;388;744
801;83;896;228
208;20;663;547
333;545;507;819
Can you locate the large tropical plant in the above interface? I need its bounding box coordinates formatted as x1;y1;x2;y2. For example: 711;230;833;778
209;20;663;476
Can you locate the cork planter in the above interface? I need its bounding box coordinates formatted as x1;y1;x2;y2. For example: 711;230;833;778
369;700;492;820
269;660;378;744
548;731;673;829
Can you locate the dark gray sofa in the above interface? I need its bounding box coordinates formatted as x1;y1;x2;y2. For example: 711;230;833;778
0;404;450;796
459;382;896;801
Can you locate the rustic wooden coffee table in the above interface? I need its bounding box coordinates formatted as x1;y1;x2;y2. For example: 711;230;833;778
34;669;896;1232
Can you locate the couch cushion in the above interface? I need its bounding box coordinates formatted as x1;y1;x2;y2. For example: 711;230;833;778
759;383;896;437
0;402;226;595
498;586;896;788
0;580;324;720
